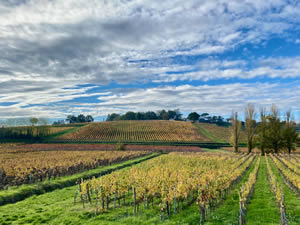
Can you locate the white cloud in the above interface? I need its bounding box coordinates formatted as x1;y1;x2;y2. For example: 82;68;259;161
0;1;299;118
72;82;300;118
0;0;299;85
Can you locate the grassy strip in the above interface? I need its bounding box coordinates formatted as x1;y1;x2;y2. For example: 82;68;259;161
0;153;160;206
41;127;80;141
193;123;224;143
44;139;236;148
244;157;280;224
202;157;258;225
268;157;300;225
201;148;231;154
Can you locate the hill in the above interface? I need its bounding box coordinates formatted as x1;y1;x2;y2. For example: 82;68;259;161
194;123;247;143
58;120;213;143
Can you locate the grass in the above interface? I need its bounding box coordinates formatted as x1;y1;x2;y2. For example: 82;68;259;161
0;184;188;225
268;157;300;225
244;157;280;225
204;157;257;225
41;127;82;142
0;153;160;206
193;123;224;143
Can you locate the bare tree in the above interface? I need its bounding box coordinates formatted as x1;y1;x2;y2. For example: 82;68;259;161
29;117;39;126
266;104;283;154
245;103;256;154
230;111;241;153
257;107;267;156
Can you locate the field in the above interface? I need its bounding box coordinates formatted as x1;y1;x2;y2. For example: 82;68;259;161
58;121;213;143
0;121;299;225
0;142;299;225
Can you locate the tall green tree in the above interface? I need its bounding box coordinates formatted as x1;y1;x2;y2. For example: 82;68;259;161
245;103;256;154
230;112;241;153
187;112;200;122
282;110;298;154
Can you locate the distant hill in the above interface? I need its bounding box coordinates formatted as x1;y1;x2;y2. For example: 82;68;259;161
58;120;213;143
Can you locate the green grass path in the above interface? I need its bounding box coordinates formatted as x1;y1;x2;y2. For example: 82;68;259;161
268;157;300;224
244;157;280;225
204;157;257;225
193;123;224;143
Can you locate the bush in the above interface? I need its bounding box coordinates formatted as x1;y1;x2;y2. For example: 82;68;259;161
116;143;126;151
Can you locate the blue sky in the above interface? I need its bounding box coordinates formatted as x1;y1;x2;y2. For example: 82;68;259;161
0;0;300;121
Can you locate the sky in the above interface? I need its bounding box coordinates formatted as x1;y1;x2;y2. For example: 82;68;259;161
0;0;300;121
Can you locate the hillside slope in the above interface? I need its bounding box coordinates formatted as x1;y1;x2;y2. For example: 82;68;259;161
59;120;213;143
195;123;247;143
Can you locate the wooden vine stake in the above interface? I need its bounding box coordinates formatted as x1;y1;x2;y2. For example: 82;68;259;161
133;187;137;215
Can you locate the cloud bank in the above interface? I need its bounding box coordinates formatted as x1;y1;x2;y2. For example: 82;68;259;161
0;0;299;118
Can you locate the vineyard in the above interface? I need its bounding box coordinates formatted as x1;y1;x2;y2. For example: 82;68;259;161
77;152;255;222
0;143;299;224
0;148;149;188
0;125;76;140
10;143;203;153
59;121;212;143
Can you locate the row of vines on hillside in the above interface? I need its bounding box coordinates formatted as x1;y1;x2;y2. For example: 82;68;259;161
60;121;212;143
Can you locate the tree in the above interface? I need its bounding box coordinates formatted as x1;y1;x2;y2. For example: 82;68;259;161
144;111;158;120
266;104;284;154
53;120;65;125
282;110;298;154
107;113;121;121
174;109;183;120
245;103;256;153
85;115;94;122
29;117;38;126
157;110;168;120
230;112;241;153
167;109;182;120
200;113;209;117
66;115;77;123
77;114;86;123
187;112;200;122
136;112;145;120
122;111;136;120
257;107;268;156
38;118;48;125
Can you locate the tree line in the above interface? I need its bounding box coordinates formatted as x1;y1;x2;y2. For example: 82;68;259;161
231;104;299;155
52;114;94;125
106;109;230;126
106;109;182;121
0;117;51;140
187;112;230;126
